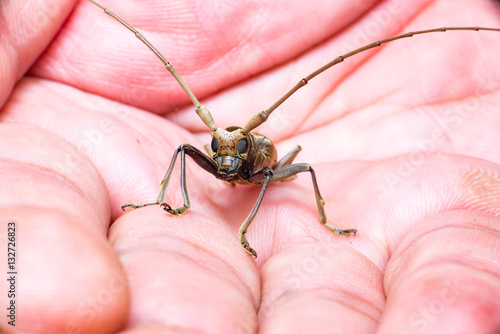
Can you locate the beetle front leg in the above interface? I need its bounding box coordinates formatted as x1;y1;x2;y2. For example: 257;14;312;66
121;146;188;214
271;163;357;237
122;144;218;216
159;145;190;215
239;168;273;258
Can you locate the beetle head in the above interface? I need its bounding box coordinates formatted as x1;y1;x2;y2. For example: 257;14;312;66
211;127;249;178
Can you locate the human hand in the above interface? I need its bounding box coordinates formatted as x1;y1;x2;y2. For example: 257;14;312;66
1;0;500;332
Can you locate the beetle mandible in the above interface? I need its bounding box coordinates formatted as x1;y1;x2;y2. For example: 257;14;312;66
88;0;500;257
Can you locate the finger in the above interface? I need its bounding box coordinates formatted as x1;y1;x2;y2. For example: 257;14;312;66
378;210;500;333
109;208;260;332
0;0;77;106
0;124;129;333
316;153;500;331
259;242;384;333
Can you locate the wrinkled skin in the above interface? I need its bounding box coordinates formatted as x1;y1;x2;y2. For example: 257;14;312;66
1;0;500;333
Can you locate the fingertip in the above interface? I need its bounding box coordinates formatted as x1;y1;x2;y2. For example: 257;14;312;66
0;209;129;333
0;123;111;234
259;242;384;333
380;211;500;333
109;208;260;333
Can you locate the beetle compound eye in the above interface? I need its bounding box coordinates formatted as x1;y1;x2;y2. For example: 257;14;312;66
211;138;219;152
237;138;248;154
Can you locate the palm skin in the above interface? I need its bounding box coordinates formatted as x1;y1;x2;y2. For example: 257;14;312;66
1;0;500;333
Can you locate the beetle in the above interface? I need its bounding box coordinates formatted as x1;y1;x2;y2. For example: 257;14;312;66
89;0;500;257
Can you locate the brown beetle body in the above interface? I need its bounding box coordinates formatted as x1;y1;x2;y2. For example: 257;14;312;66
89;0;500;257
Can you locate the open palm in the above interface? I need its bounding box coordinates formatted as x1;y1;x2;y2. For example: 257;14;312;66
1;0;500;332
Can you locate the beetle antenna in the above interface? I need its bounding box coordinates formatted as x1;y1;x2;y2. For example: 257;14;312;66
88;0;218;131
241;26;500;134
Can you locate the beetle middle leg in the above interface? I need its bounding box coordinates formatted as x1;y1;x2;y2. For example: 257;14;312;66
271;162;357;237
122;144;218;215
273;145;302;169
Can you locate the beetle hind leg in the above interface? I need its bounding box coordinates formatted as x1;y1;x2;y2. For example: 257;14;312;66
273;145;302;169
273;145;302;182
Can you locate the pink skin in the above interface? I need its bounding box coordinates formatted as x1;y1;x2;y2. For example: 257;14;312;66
1;0;500;333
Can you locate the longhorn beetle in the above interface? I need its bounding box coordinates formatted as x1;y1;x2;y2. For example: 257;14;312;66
89;0;500;257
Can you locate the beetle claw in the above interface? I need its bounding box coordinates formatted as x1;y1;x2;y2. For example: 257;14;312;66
325;223;357;237
240;233;257;258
